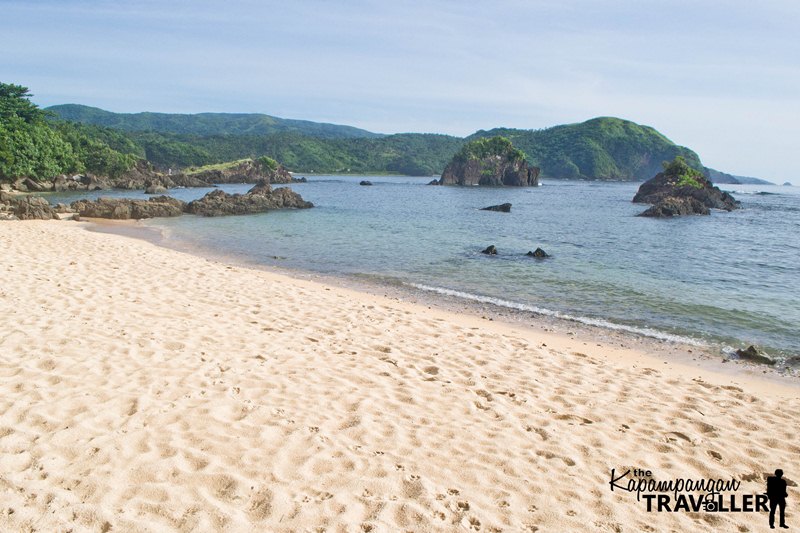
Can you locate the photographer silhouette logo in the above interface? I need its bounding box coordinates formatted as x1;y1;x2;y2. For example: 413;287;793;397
608;466;789;524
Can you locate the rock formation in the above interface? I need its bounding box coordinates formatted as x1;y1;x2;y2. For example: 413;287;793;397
634;156;739;217
185;180;313;217
734;345;775;366
526;248;549;258
481;203;512;213
0;193;57;220
433;137;540;187
481;245;498;255
359;180;373;186
70;196;186;220
180;158;301;186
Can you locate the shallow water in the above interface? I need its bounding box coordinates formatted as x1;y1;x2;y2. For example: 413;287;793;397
45;177;800;360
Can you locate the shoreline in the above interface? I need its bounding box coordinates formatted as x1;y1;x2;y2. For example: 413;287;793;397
88;217;800;391
2;220;799;532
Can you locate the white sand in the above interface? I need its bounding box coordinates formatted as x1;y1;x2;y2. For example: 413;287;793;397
1;221;797;532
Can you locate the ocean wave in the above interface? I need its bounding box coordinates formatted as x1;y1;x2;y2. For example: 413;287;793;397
408;282;705;346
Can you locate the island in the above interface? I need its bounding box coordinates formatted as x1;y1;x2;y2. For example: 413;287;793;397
633;156;739;217
430;136;540;186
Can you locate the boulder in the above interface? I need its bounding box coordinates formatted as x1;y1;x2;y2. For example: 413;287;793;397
481;203;512;213
427;179;440;186
144;181;167;194
23;178;50;192
437;137;540;187
783;182;792;187
0;183;11;192
633;156;739;217
359;180;373;186
80;174;111;191
11;196;57;220
526;247;549;258
293;176;308;183
481;245;498;255
70;196;186;220
734;345;775;366
185;179;313;217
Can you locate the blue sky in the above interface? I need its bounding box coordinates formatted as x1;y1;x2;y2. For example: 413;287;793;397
2;0;798;182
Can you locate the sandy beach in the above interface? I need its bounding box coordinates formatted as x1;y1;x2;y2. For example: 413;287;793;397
1;220;798;532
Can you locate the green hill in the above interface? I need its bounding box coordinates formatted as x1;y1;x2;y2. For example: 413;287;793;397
41;102;718;180
46;104;381;139
469;117;703;181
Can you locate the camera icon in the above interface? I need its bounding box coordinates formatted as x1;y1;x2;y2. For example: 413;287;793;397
702;495;718;512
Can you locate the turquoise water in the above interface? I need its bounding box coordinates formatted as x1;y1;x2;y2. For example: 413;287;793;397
45;177;800;360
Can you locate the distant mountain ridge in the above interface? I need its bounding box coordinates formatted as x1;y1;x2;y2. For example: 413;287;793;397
46;104;381;139
46;104;763;182
703;167;773;185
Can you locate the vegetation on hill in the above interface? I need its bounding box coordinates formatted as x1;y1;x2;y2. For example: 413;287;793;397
662;156;705;188
469;117;703;181
47;104;380;139
451;136;526;164
48;104;704;180
0;83;137;182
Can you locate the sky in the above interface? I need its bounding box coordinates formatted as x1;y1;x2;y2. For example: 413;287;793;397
1;0;799;183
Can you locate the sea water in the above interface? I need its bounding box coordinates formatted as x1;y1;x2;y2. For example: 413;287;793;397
44;177;800;361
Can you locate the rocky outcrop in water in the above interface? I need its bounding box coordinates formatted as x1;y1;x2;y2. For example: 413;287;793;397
359;180;373;186
185;180;313;217
70;196;186;220
433;137;540;187
526;248;549;258
481;203;512;213
481;245;498;255
634;157;739;217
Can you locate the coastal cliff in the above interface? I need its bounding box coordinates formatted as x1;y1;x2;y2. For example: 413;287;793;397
433;136;540;186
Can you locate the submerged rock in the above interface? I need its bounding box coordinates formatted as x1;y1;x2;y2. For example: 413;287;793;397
359;180;373;186
70;196;186;220
481;203;512;213
734;345;775;366
436;137;540;187
185;179;313;217
634;156;739;217
481;245;498;255
526;247;549;258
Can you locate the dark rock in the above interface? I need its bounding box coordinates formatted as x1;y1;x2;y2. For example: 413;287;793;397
734;345;775;366
428;179;440;185
359;180;373;186
185;179;313;217
23;178;48;192
293;177;308;183
633;157;739;217
481;245;497;255
70;196;186;220
783;182;792;186
144;181;167;195
439;137;540;187
80;174;111;191
526;247;549;258
638;197;710;217
11;196;57;220
481;203;512;213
